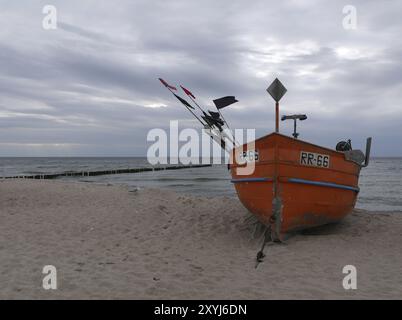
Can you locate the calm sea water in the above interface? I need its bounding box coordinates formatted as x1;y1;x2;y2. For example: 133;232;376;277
0;157;401;212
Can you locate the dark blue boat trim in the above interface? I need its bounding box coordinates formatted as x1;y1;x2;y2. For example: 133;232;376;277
287;178;360;192
231;177;272;183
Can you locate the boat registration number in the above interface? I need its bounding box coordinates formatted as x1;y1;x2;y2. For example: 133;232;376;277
300;151;330;168
239;150;259;163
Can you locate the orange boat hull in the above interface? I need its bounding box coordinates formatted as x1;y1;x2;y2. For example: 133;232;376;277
230;133;361;240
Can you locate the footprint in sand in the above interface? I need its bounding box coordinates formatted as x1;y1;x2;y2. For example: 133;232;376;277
158;205;170;215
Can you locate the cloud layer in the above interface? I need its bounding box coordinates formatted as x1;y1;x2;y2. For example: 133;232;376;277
0;0;401;156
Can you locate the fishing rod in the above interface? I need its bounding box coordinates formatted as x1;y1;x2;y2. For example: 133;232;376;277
159;79;236;153
158;78;206;127
180;85;239;147
180;85;225;131
216;108;234;143
180;85;206;115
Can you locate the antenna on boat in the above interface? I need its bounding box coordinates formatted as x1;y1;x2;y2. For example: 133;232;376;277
266;78;287;133
281;114;307;139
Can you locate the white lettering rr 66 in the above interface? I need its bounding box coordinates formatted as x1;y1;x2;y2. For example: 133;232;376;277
300;151;330;168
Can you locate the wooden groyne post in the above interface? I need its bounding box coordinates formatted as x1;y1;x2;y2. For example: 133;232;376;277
4;164;212;180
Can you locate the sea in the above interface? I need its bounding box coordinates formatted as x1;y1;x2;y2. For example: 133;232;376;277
0;157;401;212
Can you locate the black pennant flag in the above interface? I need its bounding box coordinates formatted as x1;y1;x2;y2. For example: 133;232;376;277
208;110;221;119
213;96;238;109
201;115;213;127
202;116;222;131
173;93;194;109
202;113;224;131
204;112;224;125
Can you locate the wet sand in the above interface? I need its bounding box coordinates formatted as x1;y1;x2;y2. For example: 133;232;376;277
0;179;401;299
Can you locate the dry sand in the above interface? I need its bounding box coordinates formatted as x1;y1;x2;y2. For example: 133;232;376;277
0;179;401;299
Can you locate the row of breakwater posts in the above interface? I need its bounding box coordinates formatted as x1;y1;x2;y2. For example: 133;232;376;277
3;164;212;180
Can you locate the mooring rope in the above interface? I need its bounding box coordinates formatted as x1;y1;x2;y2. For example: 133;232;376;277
255;225;272;269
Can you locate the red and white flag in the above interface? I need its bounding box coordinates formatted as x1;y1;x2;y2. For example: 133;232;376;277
158;78;177;91
180;85;196;99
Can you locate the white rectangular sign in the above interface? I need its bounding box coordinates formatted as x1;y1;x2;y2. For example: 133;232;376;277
300;151;330;168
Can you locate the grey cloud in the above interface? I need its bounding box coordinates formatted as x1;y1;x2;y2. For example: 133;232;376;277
0;0;401;156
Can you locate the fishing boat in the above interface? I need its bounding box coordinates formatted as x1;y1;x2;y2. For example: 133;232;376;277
158;77;372;242
229;78;371;241
230;131;371;241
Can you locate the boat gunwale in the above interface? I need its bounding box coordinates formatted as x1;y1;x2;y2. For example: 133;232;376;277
229;159;360;177
232;132;351;157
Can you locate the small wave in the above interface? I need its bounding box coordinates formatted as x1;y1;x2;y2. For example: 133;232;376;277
193;177;230;182
36;166;59;169
22;171;46;175
153;177;228;182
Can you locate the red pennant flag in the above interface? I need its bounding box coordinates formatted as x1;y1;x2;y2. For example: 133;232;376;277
180;85;196;99
158;78;177;91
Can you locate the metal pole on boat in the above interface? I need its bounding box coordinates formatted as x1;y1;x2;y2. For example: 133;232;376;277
266;78;287;241
275;102;279;133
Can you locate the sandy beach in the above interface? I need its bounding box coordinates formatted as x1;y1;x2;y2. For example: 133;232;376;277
0;179;401;299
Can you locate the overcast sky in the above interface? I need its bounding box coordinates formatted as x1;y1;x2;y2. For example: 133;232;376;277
0;0;401;156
